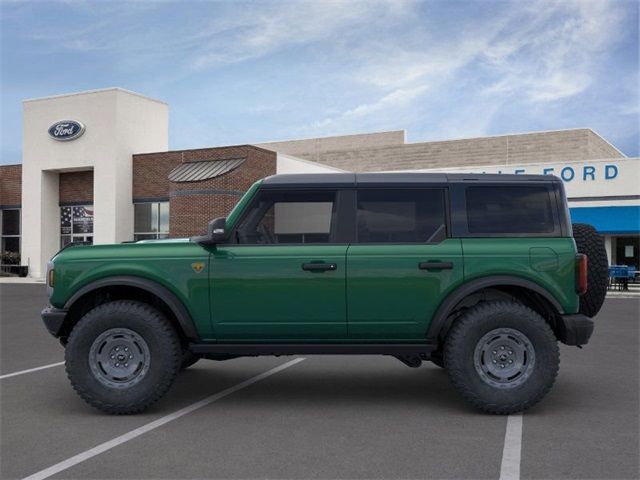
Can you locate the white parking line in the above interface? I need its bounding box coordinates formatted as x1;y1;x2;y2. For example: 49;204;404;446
0;362;64;380
499;413;523;480
22;357;305;480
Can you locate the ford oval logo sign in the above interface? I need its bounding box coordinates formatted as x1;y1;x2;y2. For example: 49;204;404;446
48;120;85;141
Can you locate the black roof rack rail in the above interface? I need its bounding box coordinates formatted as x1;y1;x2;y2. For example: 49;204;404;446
261;172;559;188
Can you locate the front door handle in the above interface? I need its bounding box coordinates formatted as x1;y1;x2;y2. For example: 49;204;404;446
419;261;453;271
302;262;337;272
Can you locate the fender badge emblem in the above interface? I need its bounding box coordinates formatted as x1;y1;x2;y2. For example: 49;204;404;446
191;262;205;273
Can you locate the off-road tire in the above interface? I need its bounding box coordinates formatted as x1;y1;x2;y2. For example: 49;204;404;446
181;350;201;370
572;223;608;317
444;301;559;414
65;300;182;414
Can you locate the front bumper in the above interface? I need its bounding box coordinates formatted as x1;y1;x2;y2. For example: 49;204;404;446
557;314;594;346
41;306;68;338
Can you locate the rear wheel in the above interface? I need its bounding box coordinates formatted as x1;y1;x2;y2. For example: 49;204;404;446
572;223;608;317
65;300;182;414
444;301;559;414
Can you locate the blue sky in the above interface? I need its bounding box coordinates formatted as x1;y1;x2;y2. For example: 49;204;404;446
1;0;638;165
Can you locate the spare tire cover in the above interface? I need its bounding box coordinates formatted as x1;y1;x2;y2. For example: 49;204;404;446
572;223;608;317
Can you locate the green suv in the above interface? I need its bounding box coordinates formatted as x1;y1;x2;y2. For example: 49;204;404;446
41;173;608;414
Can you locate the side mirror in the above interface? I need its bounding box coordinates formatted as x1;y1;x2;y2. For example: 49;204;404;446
193;217;227;245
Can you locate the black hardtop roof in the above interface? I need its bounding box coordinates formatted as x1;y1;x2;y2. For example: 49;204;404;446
262;172;559;187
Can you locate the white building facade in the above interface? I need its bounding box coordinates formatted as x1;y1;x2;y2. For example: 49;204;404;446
20;89;168;278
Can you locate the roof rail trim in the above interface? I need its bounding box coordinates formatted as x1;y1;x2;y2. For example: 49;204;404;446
261;172;561;188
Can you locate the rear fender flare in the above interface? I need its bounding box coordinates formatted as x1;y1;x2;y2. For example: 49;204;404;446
426;275;564;343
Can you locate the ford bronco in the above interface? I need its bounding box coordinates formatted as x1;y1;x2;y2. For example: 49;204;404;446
41;173;608;414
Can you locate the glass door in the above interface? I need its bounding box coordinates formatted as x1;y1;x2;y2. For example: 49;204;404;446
60;206;94;247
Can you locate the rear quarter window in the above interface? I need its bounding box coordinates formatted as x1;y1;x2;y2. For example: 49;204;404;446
466;186;555;234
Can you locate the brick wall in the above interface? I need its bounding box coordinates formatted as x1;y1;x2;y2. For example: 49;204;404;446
59;171;94;204
0;164;22;207
1;166;96;207
132;152;181;200
133;145;277;237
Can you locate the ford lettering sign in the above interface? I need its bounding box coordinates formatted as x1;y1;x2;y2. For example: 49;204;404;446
48;120;85;141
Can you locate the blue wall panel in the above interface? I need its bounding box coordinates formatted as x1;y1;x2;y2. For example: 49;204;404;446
569;206;640;234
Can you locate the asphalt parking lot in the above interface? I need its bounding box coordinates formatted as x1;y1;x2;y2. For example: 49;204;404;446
1;283;638;480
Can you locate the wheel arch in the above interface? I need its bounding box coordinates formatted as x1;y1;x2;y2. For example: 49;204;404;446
427;275;564;344
60;276;199;343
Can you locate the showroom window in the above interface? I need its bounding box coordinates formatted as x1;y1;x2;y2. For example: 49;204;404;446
1;208;21;263
60;205;94;248
134;202;169;241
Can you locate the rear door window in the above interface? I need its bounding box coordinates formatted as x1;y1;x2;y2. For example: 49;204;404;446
465;186;555;234
356;189;446;243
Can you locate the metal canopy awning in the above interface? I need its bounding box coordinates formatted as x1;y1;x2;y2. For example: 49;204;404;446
168;158;246;183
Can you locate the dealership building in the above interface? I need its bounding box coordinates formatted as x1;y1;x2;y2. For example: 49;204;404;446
0;88;638;278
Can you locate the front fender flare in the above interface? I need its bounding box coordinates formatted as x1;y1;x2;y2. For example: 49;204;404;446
426;275;564;343
63;275;200;340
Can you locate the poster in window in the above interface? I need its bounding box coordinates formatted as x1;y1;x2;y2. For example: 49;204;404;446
73;207;94;234
60;207;72;235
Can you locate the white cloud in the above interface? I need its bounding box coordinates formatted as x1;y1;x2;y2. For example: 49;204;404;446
190;0;413;70
312;84;428;130
7;0;634;151
305;0;629;137
483;0;624;101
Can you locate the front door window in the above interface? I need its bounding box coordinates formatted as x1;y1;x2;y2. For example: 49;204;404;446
235;190;337;244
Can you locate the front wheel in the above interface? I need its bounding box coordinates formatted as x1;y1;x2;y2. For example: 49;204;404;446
444;301;559;414
65;300;182;414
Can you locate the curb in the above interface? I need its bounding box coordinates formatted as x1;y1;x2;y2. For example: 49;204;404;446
0;277;45;284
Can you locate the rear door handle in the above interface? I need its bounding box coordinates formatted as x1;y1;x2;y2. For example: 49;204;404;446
419;261;453;271
302;263;337;272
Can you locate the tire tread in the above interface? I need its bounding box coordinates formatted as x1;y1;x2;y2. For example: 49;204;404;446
444;301;559;414
65;300;181;415
572;223;608;317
